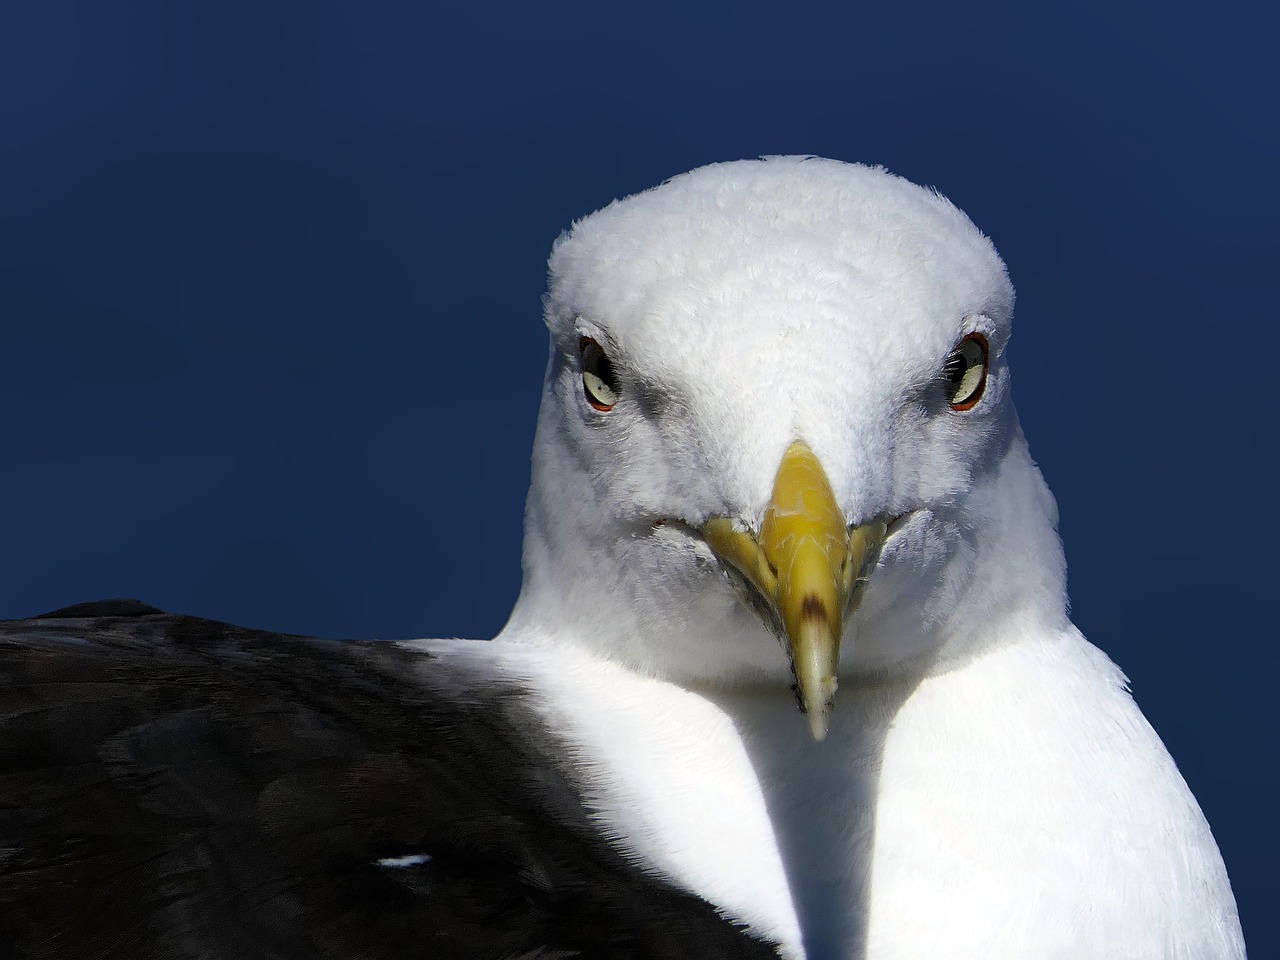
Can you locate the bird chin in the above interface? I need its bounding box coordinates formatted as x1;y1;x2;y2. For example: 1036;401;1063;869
641;510;955;689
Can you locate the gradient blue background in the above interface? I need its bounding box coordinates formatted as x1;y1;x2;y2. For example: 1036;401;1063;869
2;2;1273;953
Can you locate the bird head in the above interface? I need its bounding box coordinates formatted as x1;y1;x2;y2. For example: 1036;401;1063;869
507;157;1066;739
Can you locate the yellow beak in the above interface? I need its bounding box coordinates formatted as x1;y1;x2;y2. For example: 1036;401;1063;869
702;441;886;741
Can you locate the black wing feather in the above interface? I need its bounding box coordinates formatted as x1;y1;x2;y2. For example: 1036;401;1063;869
0;602;778;960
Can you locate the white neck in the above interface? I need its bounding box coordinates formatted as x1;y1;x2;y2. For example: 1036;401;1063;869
490;615;1241;959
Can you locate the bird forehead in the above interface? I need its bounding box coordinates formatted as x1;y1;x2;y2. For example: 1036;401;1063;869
549;158;1012;372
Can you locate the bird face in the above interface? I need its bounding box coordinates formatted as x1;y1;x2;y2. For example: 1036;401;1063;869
511;158;1060;732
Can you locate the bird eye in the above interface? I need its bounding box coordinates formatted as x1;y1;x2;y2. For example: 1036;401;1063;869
579;337;620;412
942;332;989;411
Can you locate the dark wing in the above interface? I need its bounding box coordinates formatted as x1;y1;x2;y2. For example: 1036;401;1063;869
0;601;778;960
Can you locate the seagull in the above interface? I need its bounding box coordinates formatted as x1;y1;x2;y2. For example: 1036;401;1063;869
0;157;1245;959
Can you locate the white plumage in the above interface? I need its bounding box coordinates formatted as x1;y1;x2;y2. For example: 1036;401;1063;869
409;157;1244;958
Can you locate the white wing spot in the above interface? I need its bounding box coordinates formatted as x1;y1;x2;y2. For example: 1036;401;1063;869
375;853;433;869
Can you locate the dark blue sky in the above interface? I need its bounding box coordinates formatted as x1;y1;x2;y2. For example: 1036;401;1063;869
2;1;1273;952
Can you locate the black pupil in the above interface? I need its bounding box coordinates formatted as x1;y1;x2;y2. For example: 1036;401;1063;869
591;349;617;392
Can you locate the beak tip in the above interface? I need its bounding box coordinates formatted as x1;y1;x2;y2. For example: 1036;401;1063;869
807;709;831;742
797;670;837;742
